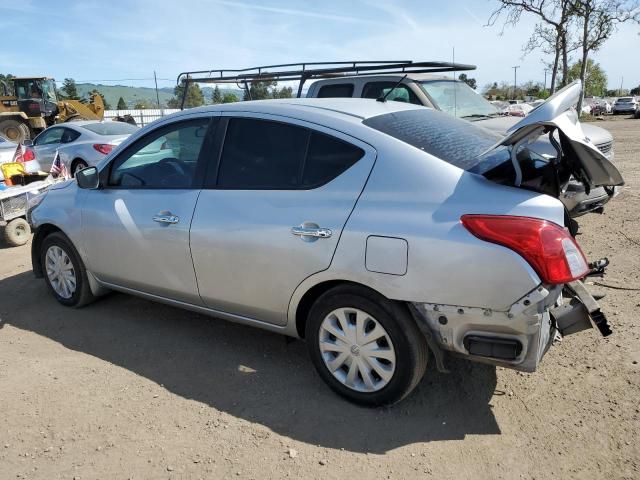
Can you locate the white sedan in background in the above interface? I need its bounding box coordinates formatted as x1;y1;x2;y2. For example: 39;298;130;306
27;121;140;176
1;135;43;184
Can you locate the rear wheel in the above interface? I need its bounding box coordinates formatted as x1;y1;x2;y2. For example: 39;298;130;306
72;159;88;177
0;119;30;144
305;285;428;406
41;232;95;307
3;217;30;246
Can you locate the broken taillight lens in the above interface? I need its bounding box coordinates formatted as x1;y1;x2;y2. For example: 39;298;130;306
461;214;589;284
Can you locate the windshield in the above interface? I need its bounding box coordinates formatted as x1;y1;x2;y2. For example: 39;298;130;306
81;122;139;136
419;80;498;119
363;108;502;170
41;80;57;102
618;98;633;102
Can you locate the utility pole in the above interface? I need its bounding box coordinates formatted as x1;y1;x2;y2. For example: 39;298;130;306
154;71;161;110
619;76;624;96
512;65;520;100
543;68;549;93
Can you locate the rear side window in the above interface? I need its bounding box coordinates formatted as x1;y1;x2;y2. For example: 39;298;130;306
363;109;501;170
61;128;80;143
216;118;364;189
303;133;363;187
316;84;355;98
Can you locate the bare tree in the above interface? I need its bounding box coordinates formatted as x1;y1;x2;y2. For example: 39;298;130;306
572;0;640;113
488;0;575;93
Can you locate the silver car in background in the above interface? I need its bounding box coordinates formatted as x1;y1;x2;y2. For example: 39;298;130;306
27;121;140;176
29;82;622;405
612;97;638;115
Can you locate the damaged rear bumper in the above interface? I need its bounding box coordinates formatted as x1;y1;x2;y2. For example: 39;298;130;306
411;280;610;373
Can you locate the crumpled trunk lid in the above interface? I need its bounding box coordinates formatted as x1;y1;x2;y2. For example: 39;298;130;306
490;81;624;189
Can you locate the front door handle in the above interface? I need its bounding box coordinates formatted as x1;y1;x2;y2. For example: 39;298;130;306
153;213;180;224
291;226;332;238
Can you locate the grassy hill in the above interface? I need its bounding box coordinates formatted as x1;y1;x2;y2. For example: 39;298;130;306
76;83;243;109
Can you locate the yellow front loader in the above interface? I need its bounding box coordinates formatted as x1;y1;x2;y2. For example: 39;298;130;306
0;77;104;144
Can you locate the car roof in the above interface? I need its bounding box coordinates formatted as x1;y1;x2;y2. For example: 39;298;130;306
188;97;426;121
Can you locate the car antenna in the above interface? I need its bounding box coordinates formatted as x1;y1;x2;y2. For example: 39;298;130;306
377;74;408;102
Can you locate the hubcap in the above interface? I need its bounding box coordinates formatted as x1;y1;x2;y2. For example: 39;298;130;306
14;223;27;238
319;307;396;393
45;245;76;299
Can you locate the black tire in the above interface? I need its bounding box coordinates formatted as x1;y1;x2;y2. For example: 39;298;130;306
72;159;88;177
305;285;428;406
40;232;95;308
0;118;31;143
3;217;30;246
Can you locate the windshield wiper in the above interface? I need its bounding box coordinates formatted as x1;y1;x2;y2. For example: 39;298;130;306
461;113;500;120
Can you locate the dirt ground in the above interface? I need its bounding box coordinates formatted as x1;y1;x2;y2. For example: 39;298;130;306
0;117;638;480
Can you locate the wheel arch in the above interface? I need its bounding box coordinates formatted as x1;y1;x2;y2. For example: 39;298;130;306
293;279;390;339
70;157;87;176
31;223;63;277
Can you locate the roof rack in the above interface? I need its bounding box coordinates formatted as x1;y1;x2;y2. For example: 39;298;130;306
176;60;476;108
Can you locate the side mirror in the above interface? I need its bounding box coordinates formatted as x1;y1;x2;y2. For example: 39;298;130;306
22;139;33;146
76;166;100;190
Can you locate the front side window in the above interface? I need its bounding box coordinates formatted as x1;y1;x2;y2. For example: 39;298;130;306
362;82;421;105
216;118;364;189
35;128;64;146
108;118;210;188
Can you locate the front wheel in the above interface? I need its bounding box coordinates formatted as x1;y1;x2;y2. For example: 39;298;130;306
305;285;428;406
41;232;95;307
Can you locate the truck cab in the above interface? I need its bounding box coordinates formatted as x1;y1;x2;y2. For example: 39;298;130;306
306;73;499;120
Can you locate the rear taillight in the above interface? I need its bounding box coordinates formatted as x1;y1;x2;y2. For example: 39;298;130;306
93;144;114;155
22;147;35;162
461;214;589;284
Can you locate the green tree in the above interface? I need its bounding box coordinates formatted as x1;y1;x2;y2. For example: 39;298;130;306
168;79;205;108
90;89;110;109
117;97;127;110
212;85;223;104
458;73;477;90
567;59;607;97
221;93;238;103
631;85;640;96
243;79;276;100
134;100;150;109
273;85;293;98
60;78;80;100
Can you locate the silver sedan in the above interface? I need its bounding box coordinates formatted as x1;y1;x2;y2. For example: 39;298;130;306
29;82;622;405
27;121;140;176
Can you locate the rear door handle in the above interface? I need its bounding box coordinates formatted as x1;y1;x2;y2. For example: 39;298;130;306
291;226;332;238
153;214;180;224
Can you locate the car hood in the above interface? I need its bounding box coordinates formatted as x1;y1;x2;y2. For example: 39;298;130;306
483;81;623;188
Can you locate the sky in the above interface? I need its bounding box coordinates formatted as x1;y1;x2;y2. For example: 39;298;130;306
2;0;639;91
